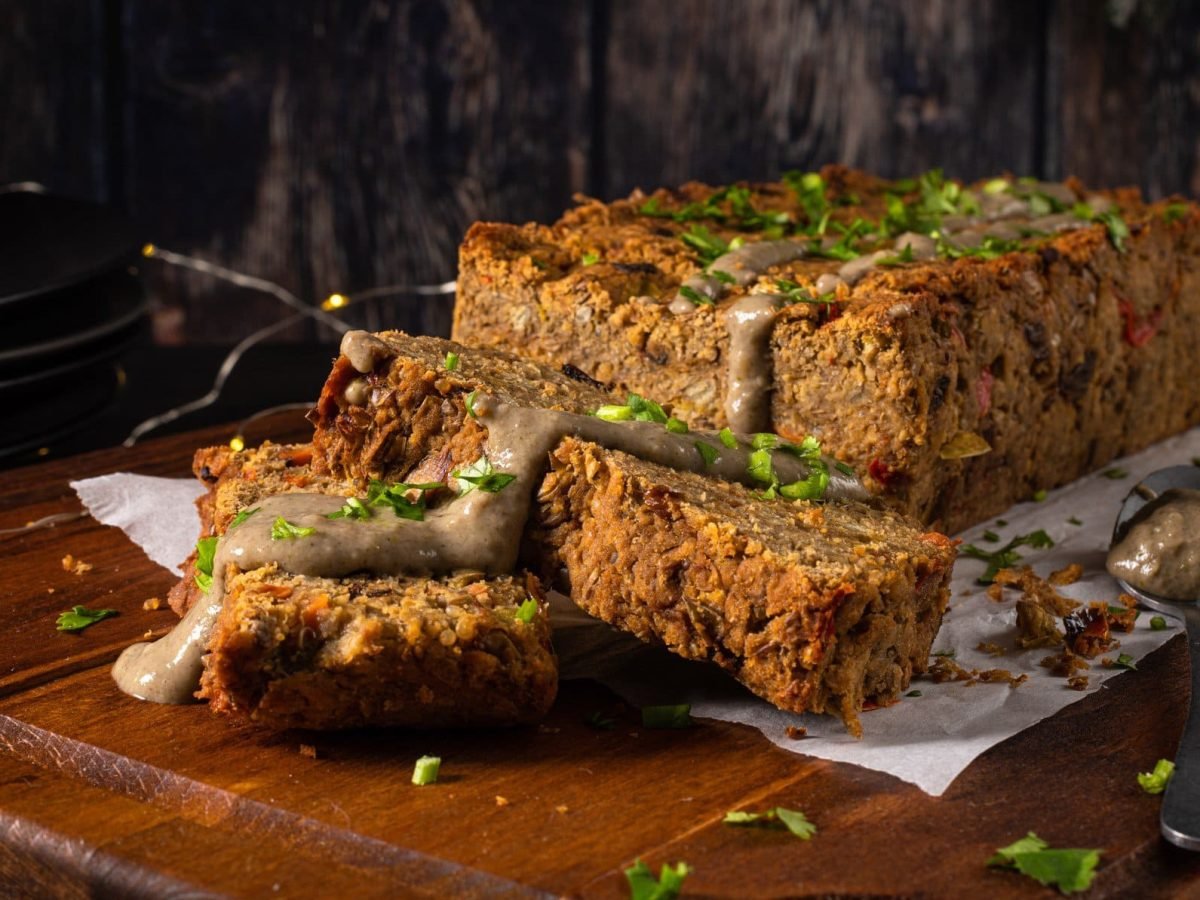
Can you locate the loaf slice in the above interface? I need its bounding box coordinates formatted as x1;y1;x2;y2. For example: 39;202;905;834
307;330;956;730
452;166;1200;531
199;566;556;730
165;440;557;729
531;438;954;735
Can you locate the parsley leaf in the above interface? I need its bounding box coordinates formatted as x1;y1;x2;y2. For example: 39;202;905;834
680;225;734;266
194;535;219;592
961;530;1055;584
593;404;635;421
1113;653;1137;670
452;456;517;495
678;284;714;306
229;507;259;529
1150;615;1168;630
1137;758;1175;794
774;277;835;306
581;251;600;266
1101;467;1128;479
412;755;440;786
695;441;718;466
626;393;669;423
718;427;739;449
327;496;371;521
665;417;688;434
444;351;459;371
464;390;478;418
642;704;691;729
723;807;816;839
514;598;538;624
1163;202;1190;224
271;517;316;540
624;859;691;900
987;832;1101;894
56;605;118;632
365;480;442;520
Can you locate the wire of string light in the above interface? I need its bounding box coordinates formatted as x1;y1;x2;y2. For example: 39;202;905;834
123;244;456;447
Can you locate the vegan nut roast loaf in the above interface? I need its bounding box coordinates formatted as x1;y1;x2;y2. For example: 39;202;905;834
149;332;955;735
452;166;1200;532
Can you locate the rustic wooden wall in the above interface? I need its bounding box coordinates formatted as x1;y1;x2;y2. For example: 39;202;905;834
2;0;1197;343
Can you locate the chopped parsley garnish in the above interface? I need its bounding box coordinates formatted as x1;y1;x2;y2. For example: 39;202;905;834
987;833;1101;894
452;456;517;495
624;860;691;900
982;529;1001;543
56;605;118;632
464;390;479;418
1032;489;1048;502
882;169;979;237
229;507;259;529
746;434;828;501
1101;467;1128;479
680;224;736;266
411;755;441;786
271;517;316;540
1163;203;1190;224
937;233;1025;260
665;417;688;434
1073;202;1130;252
723;807;816;839
996;518;1008;526
906;690;923;697
326;496;371;521
709;268;736;285
1138;758;1175;794
626;393;669;423
932;648;956;658
194;535;219;592
366;480;443;520
581;251;600;266
961;530;1055;584
586;710;616;730
594;404;635;422
773;278;835;306
514;598;538;624
1068;516;1083;526
1150;615;1168;630
1113;653;1137;670
695;441;718;466
747;448;777;485
594;394;674;424
444;351;459;371
834;460;855;476
876;244;916;267
678;284;714;306
808;217;874;261
783;170;830;227
718;427;739;449
641;704;692;729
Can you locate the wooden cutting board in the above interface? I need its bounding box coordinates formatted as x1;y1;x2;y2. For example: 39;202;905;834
1;424;1198;898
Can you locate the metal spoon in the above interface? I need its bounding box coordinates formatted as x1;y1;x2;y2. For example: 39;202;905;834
1111;465;1200;851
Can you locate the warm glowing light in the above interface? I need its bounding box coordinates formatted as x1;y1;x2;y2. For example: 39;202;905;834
322;292;349;310
229;435;246;452
141;243;157;258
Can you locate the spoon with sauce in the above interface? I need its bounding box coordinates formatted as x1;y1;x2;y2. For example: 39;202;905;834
1108;465;1200;851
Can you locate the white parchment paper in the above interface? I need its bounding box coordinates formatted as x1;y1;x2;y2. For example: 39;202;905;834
72;427;1200;795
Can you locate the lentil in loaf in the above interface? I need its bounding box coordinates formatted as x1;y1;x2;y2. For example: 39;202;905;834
530;438;955;736
452;165;1200;531
199;566;556;730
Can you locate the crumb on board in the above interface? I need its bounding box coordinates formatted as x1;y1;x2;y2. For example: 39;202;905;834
142;597;164;611
61;554;92;575
495;795;509;807
46;587;55;594
555;805;569;814
299;744;317;759
143;629;154;639
785;725;808;739
1040;651;1090;677
976;641;1008;657
929;657;1027;688
1067;675;1090;691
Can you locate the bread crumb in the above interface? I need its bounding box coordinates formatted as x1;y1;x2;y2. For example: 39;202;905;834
785;725;808;739
47;587;55;594
1067;675;1089;691
1049;563;1083;585
299;744;317;759
986;583;1005;602
976;641;1008;657
61;554;92;575
495;795;509;807
143;630;154;639
555;805;569;814
142;597;164;611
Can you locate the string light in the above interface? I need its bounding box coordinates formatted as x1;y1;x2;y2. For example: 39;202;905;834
123;247;456;446
227;402;316;451
0;511;86;537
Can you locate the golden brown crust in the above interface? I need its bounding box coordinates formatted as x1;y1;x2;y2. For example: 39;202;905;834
453;168;1200;531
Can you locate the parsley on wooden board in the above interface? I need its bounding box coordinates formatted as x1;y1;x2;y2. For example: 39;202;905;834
723;807;816;839
1138;758;1175;794
411;756;441;786
56;606;118;632
987;833;1101;894
624;860;691;900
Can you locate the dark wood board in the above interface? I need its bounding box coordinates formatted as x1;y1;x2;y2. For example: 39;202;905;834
1;425;1200;897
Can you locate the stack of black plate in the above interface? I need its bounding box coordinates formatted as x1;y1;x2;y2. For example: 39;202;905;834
0;191;146;461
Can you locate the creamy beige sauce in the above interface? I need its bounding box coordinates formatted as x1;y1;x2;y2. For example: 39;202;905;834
723;295;780;434
114;391;867;704
670;239;808;313
341;330;393;374
1107;488;1200;600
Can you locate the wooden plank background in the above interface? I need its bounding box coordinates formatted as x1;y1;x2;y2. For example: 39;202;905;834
2;0;1198;343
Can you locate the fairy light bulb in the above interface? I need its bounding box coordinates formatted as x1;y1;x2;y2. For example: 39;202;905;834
322;293;349;310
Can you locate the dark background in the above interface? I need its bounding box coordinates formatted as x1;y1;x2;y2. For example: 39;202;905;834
3;0;1199;345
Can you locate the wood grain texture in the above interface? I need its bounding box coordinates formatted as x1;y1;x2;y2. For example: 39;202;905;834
1;426;1200;896
602;0;1047;196
0;0;108;201
122;0;590;343
1047;0;1200;198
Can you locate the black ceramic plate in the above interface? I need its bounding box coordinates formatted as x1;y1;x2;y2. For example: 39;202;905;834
0;191;142;306
0;360;123;458
0;269;148;368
